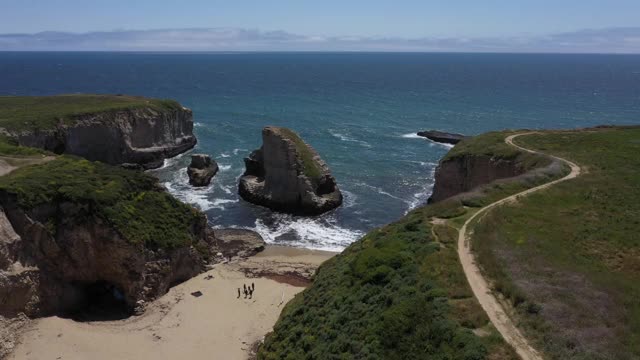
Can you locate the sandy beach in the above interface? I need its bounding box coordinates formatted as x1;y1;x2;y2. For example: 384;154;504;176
8;246;335;360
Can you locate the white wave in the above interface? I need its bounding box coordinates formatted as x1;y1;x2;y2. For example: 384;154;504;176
406;168;437;213
401;133;422;139
426;140;455;149
356;182;408;203
219;152;231;158
252;215;363;252
219;184;233;194
329;129;372;148
219;164;232;171
233;148;247;155
341;190;358;208
194;122;205;128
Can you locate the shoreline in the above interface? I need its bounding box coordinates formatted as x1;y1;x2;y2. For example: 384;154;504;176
7;245;336;360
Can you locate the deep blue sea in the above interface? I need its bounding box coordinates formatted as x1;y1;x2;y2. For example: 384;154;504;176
1;52;639;250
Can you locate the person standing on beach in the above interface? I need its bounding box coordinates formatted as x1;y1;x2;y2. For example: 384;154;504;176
237;288;241;299
243;284;247;293
251;282;255;292
244;288;248;299
248;288;253;299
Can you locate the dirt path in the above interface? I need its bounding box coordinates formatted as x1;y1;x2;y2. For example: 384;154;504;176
457;132;581;360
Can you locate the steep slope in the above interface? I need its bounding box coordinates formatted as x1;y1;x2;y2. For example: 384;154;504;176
0;156;214;319
0;95;196;169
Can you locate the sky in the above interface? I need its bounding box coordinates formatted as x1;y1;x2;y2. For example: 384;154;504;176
1;0;640;52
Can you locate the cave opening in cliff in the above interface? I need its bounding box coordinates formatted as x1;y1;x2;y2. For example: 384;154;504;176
65;280;132;322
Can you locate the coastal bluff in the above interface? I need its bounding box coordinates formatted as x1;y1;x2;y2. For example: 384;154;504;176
239;126;342;215
0;95;196;169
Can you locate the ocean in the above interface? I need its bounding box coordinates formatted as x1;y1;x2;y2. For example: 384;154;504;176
1;52;639;250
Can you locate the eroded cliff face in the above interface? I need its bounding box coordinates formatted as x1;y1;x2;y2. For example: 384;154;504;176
429;155;527;203
12;107;196;169
0;196;212;319
239;127;342;215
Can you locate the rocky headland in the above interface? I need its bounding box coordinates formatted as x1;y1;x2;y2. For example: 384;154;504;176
0;95;197;169
239;126;342;215
187;154;218;187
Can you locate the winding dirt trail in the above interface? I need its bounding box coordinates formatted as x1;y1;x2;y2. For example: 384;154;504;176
457;132;581;360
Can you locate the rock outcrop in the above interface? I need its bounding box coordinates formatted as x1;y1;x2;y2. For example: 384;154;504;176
239;127;342;215
187;154;218;187
213;229;266;258
8;106;196;169
0;200;213;319
429;154;527;202
417;130;468;145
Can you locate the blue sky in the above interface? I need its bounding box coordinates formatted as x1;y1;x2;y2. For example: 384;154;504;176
1;0;640;52
3;0;640;36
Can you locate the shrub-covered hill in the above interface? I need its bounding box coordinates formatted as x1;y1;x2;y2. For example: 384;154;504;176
471;126;640;360
259;202;516;360
0;156;203;250
0;94;181;132
257;130;572;360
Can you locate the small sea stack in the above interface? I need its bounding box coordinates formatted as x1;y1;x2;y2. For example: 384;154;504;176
239;126;342;215
187;154;218;187
417;130;468;145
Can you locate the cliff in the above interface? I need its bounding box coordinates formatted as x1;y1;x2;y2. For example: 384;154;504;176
0;157;214;319
239;127;342;215
0;95;196;169
429;132;554;202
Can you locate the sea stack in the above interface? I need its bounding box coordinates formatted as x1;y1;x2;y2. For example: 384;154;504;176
239;126;342;215
187;154;218;187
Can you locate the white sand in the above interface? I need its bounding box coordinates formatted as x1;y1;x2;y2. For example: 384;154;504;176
9;246;335;360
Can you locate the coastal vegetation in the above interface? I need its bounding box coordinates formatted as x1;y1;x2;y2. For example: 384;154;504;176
257;130;570;360
471;127;640;359
0;156;202;250
0;94;182;131
278;127;322;180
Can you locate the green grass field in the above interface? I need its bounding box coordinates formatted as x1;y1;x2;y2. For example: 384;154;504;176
0;156;202;250
471;127;640;359
0;94;181;132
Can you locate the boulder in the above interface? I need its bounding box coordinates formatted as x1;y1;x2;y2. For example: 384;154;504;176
239;127;342;215
417;130;468;145
212;229;266;258
187;154;218;187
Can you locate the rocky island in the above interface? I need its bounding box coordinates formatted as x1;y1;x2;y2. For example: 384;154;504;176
0;95;197;169
417;130;468;145
187;154;218;187
239;126;342;215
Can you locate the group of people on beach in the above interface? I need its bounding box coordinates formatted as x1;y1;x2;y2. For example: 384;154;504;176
238;283;255;299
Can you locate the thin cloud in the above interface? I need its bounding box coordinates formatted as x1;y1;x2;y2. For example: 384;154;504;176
0;27;639;53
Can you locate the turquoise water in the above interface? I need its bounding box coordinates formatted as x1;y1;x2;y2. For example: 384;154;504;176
1;52;639;250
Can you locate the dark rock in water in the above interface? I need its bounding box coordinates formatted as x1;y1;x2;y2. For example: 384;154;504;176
213;229;266;258
187;154;218;187
238;126;342;215
417;130;468;145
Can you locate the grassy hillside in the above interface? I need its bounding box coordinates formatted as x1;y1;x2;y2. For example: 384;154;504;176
471;127;640;359
0;94;182;131
257;130;574;360
0;156;202;250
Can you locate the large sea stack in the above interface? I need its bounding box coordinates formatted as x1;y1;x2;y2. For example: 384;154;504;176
239;126;342;215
